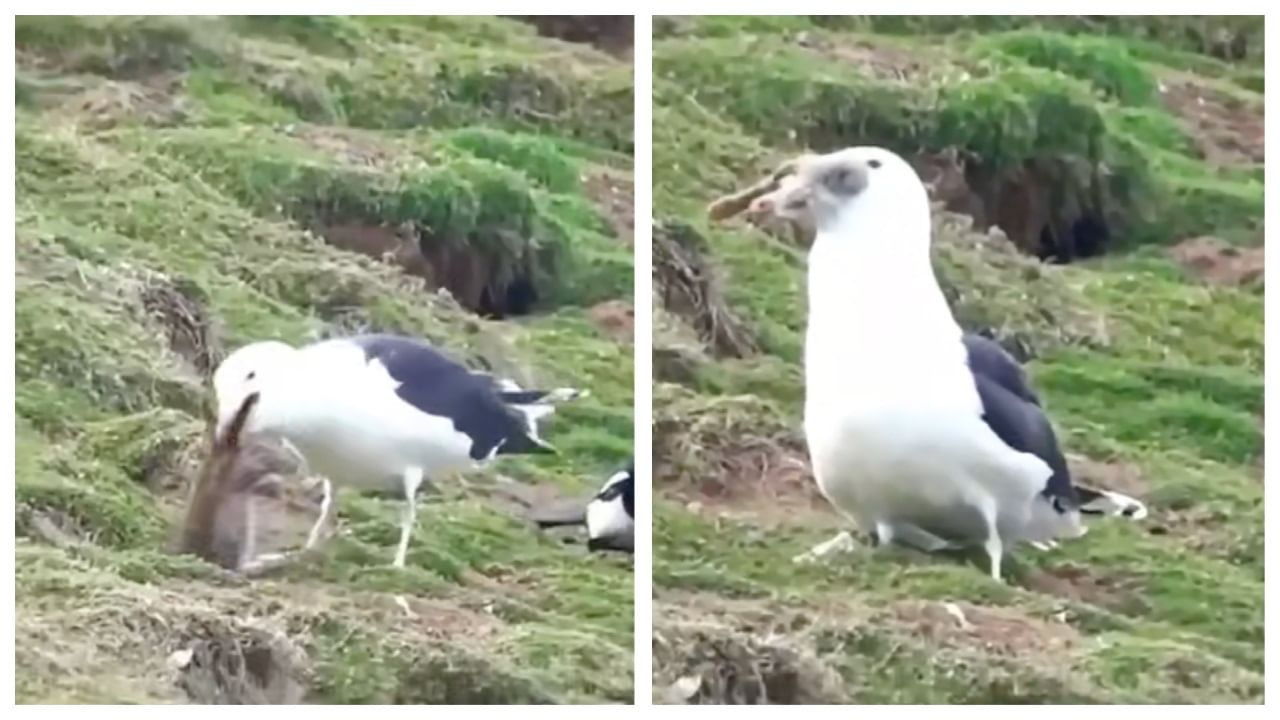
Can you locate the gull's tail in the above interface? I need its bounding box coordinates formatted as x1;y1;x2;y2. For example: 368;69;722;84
495;382;589;456
1075;485;1149;520
499;387;588;406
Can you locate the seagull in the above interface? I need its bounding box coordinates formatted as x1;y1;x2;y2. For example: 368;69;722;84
720;147;1145;581
533;460;635;553
586;461;636;552
211;333;584;568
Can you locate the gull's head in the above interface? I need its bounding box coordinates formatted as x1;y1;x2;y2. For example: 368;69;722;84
720;147;928;237
211;340;297;443
586;461;635;552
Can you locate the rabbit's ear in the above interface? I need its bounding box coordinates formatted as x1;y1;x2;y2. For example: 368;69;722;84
218;392;261;450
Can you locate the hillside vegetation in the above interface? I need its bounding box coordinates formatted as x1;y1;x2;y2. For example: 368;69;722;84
16;16;633;704
652;16;1263;703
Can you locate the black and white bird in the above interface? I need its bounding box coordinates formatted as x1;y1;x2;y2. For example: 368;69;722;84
533;460;635;553
212;333;584;568
733;147;1146;581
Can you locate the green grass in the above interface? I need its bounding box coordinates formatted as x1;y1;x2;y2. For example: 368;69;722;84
653;17;1262;704
16;15;632;704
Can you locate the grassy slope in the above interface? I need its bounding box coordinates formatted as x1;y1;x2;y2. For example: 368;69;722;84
16;16;633;704
652;17;1262;703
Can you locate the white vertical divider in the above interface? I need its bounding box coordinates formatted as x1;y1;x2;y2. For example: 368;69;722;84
632;11;654;709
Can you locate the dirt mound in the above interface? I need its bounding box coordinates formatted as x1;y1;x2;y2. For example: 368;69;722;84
1023;563;1149;615
140;272;223;381
932;210;1112;359
655;594;1089;705
315;222;434;284
59;74;190;129
886;599;1081;658
588;299;634;343
584;169;635;246
654;221;759;357
1168;235;1264;287
173;619;307;704
508;16;634;57
1159;73;1264;167
813;35;956;85
654;387;825;518
292;125;398;169
654;600;846;704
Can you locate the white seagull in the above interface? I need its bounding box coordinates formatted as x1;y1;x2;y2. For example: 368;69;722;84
212;333;584;568
725;147;1145;581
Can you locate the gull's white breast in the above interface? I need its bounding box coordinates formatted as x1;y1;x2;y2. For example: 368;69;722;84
801;231;1049;540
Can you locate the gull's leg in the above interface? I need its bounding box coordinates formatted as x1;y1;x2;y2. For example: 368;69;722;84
792;530;857;565
874;521;895;547
980;502;1004;582
305;478;335;550
394;467;425;569
985;534;1004;582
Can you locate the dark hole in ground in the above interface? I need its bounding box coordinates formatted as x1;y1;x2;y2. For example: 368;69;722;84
917;153;1114;266
313;221;545;320
478;273;539;319
1038;214;1111;264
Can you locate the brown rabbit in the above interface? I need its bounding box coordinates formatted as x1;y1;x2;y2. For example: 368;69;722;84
178;392;297;573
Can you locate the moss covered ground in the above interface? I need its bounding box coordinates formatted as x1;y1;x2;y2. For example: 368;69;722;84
16;16;633;704
652;16;1263;704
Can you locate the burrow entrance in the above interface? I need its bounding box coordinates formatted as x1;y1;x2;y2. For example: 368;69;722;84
915;152;1113;264
314;221;545;320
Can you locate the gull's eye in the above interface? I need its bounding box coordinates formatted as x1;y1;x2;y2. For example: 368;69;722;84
246;371;256;381
868;159;882;169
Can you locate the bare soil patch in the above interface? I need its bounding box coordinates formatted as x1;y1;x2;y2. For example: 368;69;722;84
654;595;847;704
1168;235;1264;287
886;599;1081;657
508;16;635;58
1158;72;1264;167
583;169;635;246
588;299;634;343
654;391;830;525
1023;563;1149;615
